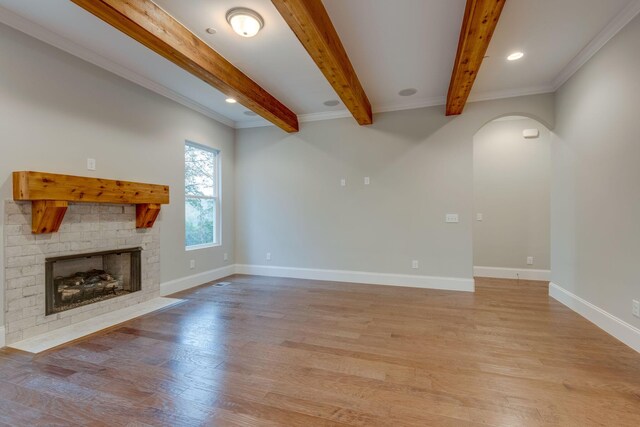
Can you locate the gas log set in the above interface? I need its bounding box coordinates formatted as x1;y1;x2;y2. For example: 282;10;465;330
54;269;124;306
45;247;142;315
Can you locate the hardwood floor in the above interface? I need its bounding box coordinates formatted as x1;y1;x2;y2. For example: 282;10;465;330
0;275;639;426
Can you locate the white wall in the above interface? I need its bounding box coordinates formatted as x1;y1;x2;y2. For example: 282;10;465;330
552;13;640;330
473;118;551;271
235;94;554;282
0;23;235;327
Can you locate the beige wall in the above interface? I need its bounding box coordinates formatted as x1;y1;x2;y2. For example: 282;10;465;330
235;94;554;280
552;13;640;328
0;23;235;327
473;118;551;270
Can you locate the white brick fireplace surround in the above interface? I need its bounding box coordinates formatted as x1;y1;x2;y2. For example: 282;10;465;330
3;200;161;345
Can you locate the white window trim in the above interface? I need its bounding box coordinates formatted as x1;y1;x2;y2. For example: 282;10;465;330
185;242;219;251
185;141;221;250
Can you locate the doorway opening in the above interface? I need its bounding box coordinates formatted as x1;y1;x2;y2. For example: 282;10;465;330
473;116;551;281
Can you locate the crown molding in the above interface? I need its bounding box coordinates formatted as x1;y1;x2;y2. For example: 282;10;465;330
468;84;555;103
299;109;354;123
373;96;447;113
0;6;236;129
235;109;353;129
372;85;555;115
235;87;554;129
552;0;640;91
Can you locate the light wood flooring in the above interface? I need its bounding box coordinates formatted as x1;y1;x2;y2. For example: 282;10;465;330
0;275;639;426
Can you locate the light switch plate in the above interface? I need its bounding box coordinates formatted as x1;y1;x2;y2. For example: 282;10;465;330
364;177;370;185
446;214;459;223
633;300;640;318
87;158;96;171
340;178;346;187
476;213;483;221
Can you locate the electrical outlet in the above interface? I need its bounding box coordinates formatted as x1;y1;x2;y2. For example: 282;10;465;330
445;214;459;223
527;256;534;265
476;213;483;221
223;253;228;261
340;178;346;187
87;158;96;171
411;260;419;269
266;252;271;261
364;177;370;185
633;300;640;318
189;260;195;269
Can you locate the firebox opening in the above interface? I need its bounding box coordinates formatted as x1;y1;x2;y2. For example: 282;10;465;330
45;247;142;315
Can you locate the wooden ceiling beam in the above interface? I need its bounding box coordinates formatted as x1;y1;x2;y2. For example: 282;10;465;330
446;0;506;116
71;0;299;132
272;0;372;125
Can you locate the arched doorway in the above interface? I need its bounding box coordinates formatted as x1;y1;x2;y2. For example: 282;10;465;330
473;115;551;281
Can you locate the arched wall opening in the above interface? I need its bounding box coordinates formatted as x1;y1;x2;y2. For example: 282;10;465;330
472;115;552;281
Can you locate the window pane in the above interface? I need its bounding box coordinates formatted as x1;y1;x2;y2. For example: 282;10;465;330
185;198;216;247
185;144;216;197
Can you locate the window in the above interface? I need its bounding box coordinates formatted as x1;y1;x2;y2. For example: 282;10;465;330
185;142;220;249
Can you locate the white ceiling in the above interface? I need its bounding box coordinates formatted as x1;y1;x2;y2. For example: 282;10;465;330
0;0;638;129
319;0;466;111
475;0;636;95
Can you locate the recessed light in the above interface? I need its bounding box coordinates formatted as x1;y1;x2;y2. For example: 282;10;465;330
226;8;264;38
398;88;418;97
225;97;237;104
323;100;340;107
205;27;217;35
507;52;524;61
244;111;257;116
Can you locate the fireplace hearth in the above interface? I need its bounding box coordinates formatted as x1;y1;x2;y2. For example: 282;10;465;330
45;247;142;315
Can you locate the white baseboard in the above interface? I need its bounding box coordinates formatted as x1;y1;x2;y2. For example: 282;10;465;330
160;264;474;299
549;282;640;353
0;325;5;348
160;264;235;296
235;264;474;292
474;266;550;281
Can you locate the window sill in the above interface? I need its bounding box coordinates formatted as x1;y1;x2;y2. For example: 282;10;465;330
185;243;221;251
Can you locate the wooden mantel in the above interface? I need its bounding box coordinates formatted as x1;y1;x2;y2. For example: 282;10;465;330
13;171;170;234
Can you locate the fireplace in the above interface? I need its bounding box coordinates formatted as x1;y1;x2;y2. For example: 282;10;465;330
45;247;142;315
3;200;161;346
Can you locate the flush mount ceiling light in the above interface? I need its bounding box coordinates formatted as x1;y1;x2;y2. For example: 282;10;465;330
226;8;264;38
205;27;217;35
225;97;237;104
507;51;524;61
398;88;418;97
323;100;340;107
